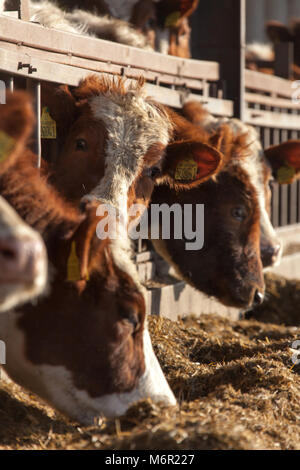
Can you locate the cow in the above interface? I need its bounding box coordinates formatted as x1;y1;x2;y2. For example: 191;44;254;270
6;0;152;50
23;0;198;57
0;91;47;312
0;110;177;424
147;102;294;310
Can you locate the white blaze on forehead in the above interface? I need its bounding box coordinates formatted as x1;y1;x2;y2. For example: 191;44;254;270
88;87;171;215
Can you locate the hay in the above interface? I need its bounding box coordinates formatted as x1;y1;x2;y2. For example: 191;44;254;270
1;298;300;450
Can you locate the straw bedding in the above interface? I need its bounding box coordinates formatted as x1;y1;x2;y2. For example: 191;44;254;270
0;273;300;450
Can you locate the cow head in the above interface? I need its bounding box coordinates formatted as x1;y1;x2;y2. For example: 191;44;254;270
42;76;222;225
151;123;265;309
184;103;284;271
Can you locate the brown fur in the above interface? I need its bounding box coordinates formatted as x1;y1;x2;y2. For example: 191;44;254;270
0;92;35;174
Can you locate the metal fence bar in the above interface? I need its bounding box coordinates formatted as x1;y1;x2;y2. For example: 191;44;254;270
26;79;41;166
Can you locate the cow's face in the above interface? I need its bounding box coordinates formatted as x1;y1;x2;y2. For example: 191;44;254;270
151;167;265;309
45;78;223;229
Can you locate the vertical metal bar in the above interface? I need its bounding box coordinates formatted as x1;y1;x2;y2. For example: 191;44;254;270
289;181;298;225
271;183;280;228
279;184;289;227
8;76;14;92
26;79;41;167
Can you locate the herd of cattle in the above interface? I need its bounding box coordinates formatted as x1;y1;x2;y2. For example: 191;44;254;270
0;75;300;424
1;0;300;426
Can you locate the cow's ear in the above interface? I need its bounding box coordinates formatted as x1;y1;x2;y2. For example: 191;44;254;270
266;20;293;43
160;140;223;188
41;83;77;131
0;91;34;171
265;141;300;184
65;202;100;282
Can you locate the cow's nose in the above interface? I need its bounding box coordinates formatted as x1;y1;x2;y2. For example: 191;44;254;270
253;289;264;307
0;236;45;284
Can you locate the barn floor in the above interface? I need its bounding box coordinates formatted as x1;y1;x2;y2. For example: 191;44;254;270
1;273;300;450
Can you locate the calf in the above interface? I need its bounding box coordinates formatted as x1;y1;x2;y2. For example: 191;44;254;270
0;129;176;424
149;102;291;309
0;91;47;312
27;0;198;56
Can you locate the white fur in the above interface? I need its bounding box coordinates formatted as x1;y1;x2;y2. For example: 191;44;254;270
246;43;274;62
0;196;47;313
87;85;171;215
67;9;152;49
0;313;175;424
30;1;151;49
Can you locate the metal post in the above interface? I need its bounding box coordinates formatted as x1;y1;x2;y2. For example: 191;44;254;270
26;79;41;167
191;0;246;120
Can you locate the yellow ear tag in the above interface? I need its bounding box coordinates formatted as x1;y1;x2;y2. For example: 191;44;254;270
165;11;181;28
67;241;81;282
175;159;198;181
41;107;57;139
0;130;15;163
276;165;296;184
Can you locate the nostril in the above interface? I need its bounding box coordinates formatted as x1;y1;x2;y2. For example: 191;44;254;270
254;290;264;306
0;239;18;262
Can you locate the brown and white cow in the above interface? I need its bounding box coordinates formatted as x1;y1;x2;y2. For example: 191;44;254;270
0;91;47;312
147;102;293;309
0;124;177;424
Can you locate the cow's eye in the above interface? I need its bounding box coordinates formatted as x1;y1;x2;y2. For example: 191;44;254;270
269;179;274;190
120;306;140;332
76;139;88;151
149;166;161;179
231;206;247;222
